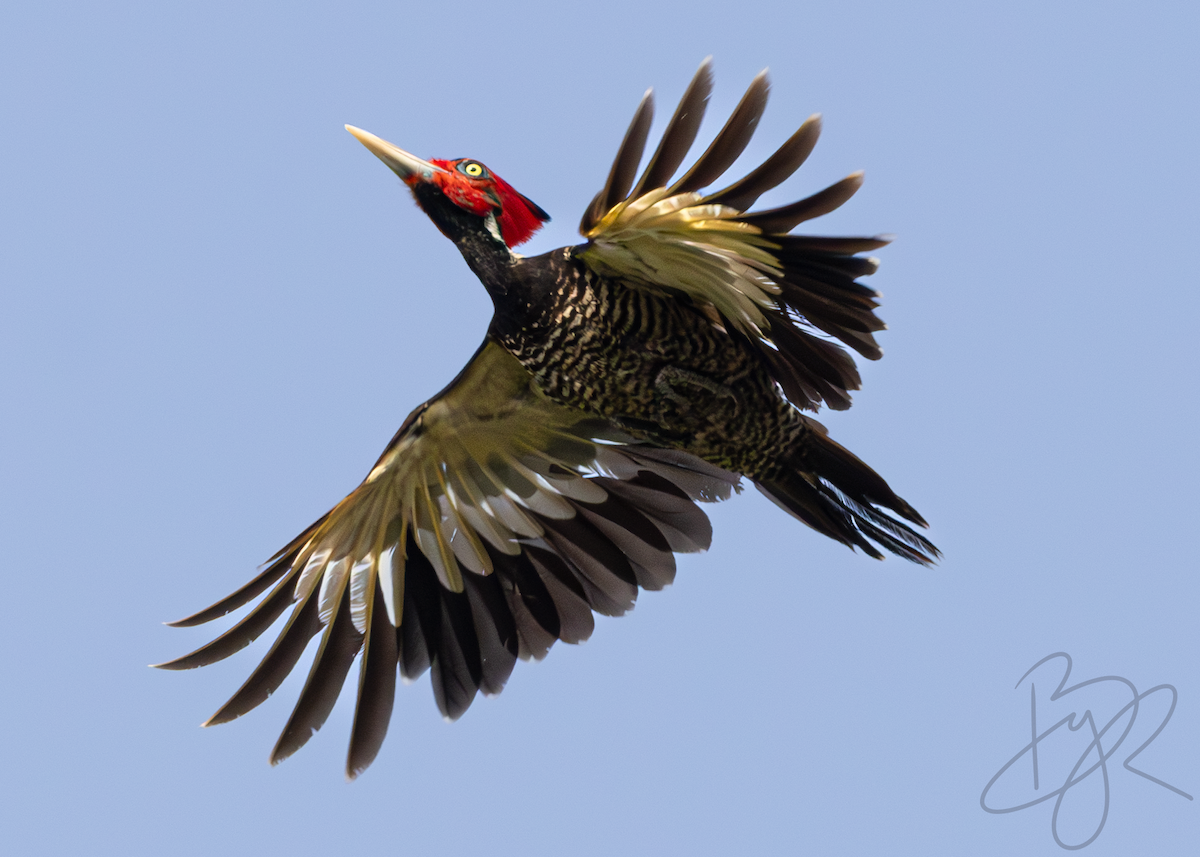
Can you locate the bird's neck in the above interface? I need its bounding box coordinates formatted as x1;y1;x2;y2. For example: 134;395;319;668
412;183;521;304
455;226;519;301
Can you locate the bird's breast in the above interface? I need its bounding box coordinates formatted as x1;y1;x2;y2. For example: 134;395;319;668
495;260;794;473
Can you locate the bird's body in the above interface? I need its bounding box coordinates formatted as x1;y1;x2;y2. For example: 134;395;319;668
491;248;777;472
159;61;937;778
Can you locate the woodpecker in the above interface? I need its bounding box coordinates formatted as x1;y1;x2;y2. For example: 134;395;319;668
158;60;937;778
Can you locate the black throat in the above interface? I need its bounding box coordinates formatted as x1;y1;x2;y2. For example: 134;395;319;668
411;183;515;300
410;182;561;336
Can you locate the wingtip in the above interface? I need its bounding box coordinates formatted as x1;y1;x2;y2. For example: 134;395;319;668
150;655;191;671
747;68;771;95
163;607;226;628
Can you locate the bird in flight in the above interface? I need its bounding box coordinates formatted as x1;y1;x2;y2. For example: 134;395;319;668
158;60;937;778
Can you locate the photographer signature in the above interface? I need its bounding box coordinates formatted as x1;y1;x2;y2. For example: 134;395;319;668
980;652;1191;849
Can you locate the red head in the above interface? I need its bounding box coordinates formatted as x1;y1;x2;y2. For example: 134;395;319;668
345;126;549;248
424;158;549;247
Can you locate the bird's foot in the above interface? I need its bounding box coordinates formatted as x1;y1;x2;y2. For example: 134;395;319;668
654;366;739;414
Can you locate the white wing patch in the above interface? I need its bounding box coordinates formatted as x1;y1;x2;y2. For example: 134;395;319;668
278;341;653;634
582;188;785;337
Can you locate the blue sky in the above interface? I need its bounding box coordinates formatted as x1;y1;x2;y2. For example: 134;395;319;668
2;1;1198;854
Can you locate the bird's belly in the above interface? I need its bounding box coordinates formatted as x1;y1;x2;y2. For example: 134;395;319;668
509;283;796;475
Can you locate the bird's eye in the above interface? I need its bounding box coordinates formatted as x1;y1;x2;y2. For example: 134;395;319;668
458;161;487;178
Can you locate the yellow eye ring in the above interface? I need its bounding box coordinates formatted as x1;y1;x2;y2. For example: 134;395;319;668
462;162;484;177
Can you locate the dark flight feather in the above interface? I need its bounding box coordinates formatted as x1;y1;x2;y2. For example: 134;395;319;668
345;578;398;779
702;114;822;210
203;586;323;725
582;92;655;233
739;172;864;234
269;586;362;764
628;58;714;199
156;569;304;671
669;69;769;196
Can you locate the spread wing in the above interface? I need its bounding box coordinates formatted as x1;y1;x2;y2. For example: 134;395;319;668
578;58;889;411
156;339;739;778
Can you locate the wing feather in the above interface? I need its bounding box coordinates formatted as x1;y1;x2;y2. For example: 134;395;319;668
346;576;398;779
702;114;822;210
526;548;595;645
203;584;323;726
668;69;768;196
497;547;563;656
397;550;434;681
539;514;639;617
429;588;483;721
159;338;740;773
269;584;362;764
627;58;714;201
163;533;314;627
739;172;865;234
582;90;655;234
154;567;305;671
578;67;893;411
462;573;519;696
573;495;677;591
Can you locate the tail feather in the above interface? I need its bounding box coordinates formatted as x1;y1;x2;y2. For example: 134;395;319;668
756;421;939;565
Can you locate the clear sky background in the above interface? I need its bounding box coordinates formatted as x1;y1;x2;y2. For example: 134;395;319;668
3;1;1198;854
